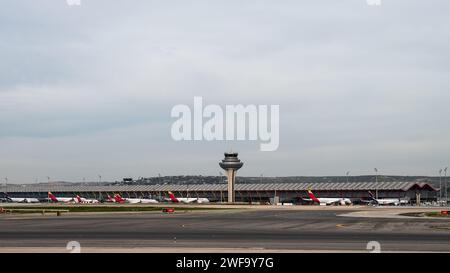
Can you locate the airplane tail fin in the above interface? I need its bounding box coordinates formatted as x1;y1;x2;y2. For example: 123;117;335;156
48;192;58;202
104;195;111;202
168;191;179;203
367;191;379;204
4;194;12;202
307;189;320;203
114;194;125;203
76;195;82;203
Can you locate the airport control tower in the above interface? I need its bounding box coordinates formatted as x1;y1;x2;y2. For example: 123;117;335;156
219;152;243;203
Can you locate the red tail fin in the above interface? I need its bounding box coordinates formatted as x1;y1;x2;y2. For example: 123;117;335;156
48;192;58;202
168;192;179;203
307;190;320;203
114;194;125;203
76;195;83;203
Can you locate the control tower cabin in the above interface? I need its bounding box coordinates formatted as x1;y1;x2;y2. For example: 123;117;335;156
219;152;244;203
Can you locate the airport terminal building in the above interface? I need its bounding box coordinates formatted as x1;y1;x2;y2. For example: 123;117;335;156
0;181;438;204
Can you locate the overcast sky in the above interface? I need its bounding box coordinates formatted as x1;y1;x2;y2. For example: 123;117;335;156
1;0;450;183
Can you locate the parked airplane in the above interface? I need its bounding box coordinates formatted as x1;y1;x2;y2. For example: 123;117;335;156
114;194;158;204
47;192;76;203
363;191;409;206
3;195;40;203
303;189;352;206
75;195;99;204
166;191;210;204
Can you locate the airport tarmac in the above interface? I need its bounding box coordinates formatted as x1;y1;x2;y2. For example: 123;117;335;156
1;206;450;252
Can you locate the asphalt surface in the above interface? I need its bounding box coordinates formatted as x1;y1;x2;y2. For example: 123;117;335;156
1;209;450;252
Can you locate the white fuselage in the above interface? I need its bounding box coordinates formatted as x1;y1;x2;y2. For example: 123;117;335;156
125;198;159;204
166;197;210;204
77;198;99;204
56;197;75;202
47;197;76;203
373;198;408;206
9;197;40;203
315;198;352;206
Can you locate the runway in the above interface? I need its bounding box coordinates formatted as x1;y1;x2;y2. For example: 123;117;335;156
1;208;450;252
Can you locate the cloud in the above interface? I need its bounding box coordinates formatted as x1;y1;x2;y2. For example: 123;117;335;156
1;0;450;182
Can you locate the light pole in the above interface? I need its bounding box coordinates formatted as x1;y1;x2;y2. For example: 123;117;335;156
260;174;263;184
445;167;448;205
439;169;443;203
374;168;379;199
4;177;8;196
47;176;50;183
346;171;350;183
